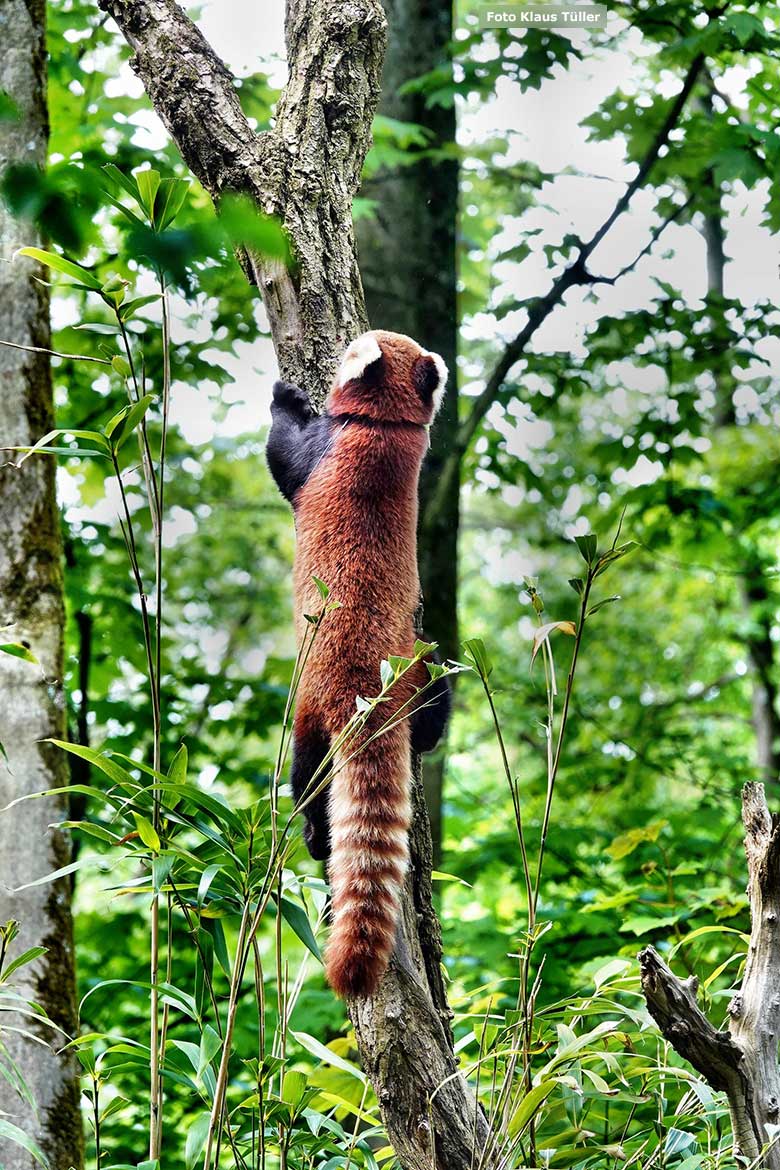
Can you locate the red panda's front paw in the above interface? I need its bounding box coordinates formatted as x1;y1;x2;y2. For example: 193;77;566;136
272;380;315;420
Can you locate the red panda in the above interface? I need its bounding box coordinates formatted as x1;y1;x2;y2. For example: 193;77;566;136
266;330;451;997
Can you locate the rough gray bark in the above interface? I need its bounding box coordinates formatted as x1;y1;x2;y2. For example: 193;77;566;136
97;2;489;1166
0;2;84;1167
357;0;458;864
640;783;780;1167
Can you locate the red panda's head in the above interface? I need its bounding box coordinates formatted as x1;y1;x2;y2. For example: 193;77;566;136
326;330;448;425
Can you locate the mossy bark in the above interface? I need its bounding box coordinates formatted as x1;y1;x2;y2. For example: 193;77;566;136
0;2;84;1166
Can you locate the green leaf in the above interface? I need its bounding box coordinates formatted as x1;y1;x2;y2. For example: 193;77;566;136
574;533;598;565
112;394;155;450
14;856;99;892
463;638;493;680
0;1119;50;1167
292;1031;367;1084
587;595;621;616
162;743;188;810
59;820;119;846
204;918;231;978
197;1024;222;1080
0;643;38;664
16;246;102;290
197;864;221;909
133;813;161;852
607;820;667;860
135;169;161;221
101;274;128;307
102;187;145;227
380;659;394;689
1;946;47;982
185;1112;211;1170
431;870;472;887
594;541;637;577
102;163;142;205
665;1128;697;1158
507;1081;555;1138
0;91;20;122
312;574;330;600
13;428;110;464
152;856;174;893
413;639;436;658
111;355;133;380
72;322;121;335
219;193;290;262
120;293;162;321
47;740;137;789
282;1069;308;1108
154;177;190;230
277;896;322;961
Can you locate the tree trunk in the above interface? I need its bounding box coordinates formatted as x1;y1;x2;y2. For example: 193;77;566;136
696;79;780;784
0;3;84;1167
357;0;459;864
640;783;780;1167
97;2;490;1165
741;560;780;785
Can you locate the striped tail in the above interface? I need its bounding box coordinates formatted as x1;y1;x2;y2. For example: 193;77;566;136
325;723;411;997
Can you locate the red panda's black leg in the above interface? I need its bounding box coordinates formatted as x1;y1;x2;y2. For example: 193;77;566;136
266;381;334;504
411;673;452;754
291;715;332;861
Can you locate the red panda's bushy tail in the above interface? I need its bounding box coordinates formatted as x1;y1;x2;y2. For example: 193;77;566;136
325;723;411;998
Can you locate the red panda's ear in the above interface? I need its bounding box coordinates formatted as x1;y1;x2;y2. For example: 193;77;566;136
337;334;383;387
412;352;448;414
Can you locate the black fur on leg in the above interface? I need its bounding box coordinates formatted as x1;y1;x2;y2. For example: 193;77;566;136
290;718;332;860
411;670;452;755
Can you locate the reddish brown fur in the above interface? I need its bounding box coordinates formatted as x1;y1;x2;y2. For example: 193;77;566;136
292;331;440;997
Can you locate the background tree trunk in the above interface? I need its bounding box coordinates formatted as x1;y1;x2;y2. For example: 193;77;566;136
98;2;490;1165
695;80;780;784
0;2;84;1166
357;0;459;865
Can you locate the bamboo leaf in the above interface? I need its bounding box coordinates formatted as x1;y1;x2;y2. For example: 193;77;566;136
0;643;38;664
277;896;322;961
17;247;101;290
0;1119;50;1167
292;1031;367;1084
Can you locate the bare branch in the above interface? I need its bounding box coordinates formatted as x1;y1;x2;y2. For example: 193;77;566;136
589;191;696;286
639;946;743;1093
640;783;780;1167
0;338;110;364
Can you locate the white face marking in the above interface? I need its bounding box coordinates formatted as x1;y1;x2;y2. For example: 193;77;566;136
427;351;448;415
337;333;382;387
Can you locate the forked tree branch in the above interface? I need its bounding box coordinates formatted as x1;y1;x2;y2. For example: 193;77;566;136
640;783;780;1168
97;2;490;1166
